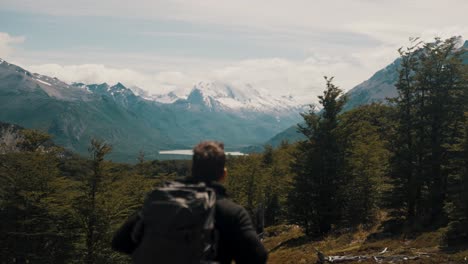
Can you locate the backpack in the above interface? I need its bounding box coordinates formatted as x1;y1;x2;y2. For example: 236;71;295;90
131;181;218;264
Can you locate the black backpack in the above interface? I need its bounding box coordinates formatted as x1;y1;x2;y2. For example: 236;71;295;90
131;181;218;264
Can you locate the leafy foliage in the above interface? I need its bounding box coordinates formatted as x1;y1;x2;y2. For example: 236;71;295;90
338;104;394;227
0;130;78;263
387;37;468;229
225;143;295;227
0;135;158;263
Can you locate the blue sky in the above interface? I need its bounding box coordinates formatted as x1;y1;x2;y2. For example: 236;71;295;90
0;0;467;103
1;11;306;59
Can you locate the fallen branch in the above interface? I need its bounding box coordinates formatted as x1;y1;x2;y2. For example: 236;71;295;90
315;248;430;263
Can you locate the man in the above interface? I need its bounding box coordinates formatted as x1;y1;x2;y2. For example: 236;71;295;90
112;141;268;264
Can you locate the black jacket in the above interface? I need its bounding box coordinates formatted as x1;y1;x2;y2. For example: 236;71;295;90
111;181;268;264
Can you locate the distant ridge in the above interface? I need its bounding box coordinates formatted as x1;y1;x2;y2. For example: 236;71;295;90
152;81;307;115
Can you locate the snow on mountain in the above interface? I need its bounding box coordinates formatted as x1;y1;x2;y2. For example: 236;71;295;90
153;91;180;103
128;85;151;98
74;82;135;97
0;58;305;161
108;82;135;96
153;81;305;114
32;73;65;87
12;60;303;116
0;59;90;101
37;73;304;115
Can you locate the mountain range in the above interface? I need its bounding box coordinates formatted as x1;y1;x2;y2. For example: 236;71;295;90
0;59;303;161
2;40;466;161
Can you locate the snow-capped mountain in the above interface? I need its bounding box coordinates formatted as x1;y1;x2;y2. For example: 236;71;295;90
0;58;304;161
73;82;134;96
0;59;90;101
71;80;305;117
153;81;306;115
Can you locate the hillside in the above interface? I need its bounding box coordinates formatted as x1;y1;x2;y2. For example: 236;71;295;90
344;39;468;111
0;60;178;161
259;40;468;149
264;223;468;263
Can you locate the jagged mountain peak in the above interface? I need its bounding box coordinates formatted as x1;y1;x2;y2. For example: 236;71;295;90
113;82;126;88
80;83;109;94
190;81;260;102
154;81;305;114
109;82;134;95
75;82;135;97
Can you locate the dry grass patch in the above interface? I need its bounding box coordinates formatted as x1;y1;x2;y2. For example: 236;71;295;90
263;224;468;263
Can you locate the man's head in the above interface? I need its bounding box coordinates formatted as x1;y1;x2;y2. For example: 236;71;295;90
192;141;226;182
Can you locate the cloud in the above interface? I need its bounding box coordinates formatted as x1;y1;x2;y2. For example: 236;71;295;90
26;63;200;94
3;0;467;35
0;32;25;58
26;50;389;105
3;1;467;105
3;1;466;57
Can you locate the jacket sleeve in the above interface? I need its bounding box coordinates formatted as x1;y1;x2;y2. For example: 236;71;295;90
233;207;268;264
111;212;141;254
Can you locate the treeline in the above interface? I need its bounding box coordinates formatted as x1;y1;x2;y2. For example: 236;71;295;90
0;133;192;264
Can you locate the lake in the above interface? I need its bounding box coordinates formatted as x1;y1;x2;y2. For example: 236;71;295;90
159;149;245;156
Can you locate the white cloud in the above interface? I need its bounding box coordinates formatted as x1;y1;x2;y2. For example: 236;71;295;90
26;49;390;105
3;0;467;36
0;32;25;58
26;63;199;94
2;1;467;105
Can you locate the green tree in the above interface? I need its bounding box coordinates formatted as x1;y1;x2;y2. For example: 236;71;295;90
338;104;393;227
262;143;295;226
0;130;78;263
288;77;347;236
226;144;295;228
72;139;112;264
389;37;467;226
445;101;468;244
226;155;264;214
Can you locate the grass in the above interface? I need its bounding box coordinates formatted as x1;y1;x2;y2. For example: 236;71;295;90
262;223;468;263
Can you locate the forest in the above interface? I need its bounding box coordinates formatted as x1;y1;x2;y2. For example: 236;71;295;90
1;37;467;263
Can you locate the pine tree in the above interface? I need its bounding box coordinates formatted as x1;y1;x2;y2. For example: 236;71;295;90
387;39;420;221
288;77;347;236
72;139;112;264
